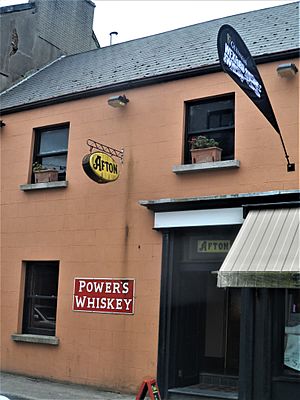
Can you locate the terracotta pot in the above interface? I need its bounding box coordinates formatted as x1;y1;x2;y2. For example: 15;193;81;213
190;147;222;163
34;169;59;183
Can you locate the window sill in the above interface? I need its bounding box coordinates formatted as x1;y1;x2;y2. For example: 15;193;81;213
173;160;240;174
11;334;59;345
20;181;68;191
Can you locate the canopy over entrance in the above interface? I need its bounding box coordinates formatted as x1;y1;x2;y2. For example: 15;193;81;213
218;207;300;288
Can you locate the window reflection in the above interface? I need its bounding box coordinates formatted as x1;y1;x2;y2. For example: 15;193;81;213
33;124;69;182
284;289;300;373
185;95;235;163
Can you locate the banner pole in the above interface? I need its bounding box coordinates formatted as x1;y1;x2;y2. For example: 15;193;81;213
277;130;295;172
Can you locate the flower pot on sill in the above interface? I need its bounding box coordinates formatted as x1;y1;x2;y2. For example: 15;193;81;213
190;147;222;164
34;169;59;183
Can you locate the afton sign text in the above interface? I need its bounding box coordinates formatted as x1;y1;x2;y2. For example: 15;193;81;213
197;240;231;253
73;278;135;314
82;151;119;184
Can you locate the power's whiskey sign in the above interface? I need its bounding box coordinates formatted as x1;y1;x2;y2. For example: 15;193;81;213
73;278;135;314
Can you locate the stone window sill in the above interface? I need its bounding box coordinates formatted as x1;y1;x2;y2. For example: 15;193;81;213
20;181;68;191
173;160;240;174
11;334;59;345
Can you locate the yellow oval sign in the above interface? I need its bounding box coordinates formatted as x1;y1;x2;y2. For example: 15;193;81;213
82;152;119;183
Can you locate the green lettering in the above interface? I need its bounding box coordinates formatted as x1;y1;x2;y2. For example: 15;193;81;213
198;241;207;252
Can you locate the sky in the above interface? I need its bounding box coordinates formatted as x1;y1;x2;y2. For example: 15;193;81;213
0;0;297;47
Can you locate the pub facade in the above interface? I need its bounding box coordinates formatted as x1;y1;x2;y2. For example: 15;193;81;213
1;3;299;399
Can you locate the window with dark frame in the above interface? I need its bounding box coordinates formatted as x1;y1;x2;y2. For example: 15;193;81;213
22;262;59;336
284;289;300;375
32;124;69;182
185;94;235;164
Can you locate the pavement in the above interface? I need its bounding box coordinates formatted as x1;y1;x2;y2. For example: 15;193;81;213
0;372;137;400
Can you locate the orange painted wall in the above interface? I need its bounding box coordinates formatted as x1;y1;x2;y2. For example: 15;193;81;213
1;59;299;393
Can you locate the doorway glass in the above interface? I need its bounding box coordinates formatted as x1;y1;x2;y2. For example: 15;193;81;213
169;225;241;389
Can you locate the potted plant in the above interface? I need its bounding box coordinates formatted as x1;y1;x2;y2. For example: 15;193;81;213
32;162;59;183
189;135;222;164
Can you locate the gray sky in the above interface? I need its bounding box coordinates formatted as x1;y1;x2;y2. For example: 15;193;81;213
94;1;296;46
0;0;297;46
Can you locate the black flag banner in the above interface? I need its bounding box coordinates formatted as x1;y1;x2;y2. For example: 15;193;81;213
217;24;280;133
217;24;295;171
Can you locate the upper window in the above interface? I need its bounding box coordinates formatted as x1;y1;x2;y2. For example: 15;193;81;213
32;124;69;182
22;261;59;336
185;95;235;164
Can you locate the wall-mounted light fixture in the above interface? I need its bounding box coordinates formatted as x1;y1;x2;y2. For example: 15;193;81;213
277;63;298;78
107;95;129;108
0;120;6;128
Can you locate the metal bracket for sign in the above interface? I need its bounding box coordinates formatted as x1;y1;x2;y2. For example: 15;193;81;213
277;132;295;172
87;139;124;163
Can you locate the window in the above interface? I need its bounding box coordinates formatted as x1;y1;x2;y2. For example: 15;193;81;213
284;289;300;374
185;95;235;164
23;262;59;336
32;124;69;182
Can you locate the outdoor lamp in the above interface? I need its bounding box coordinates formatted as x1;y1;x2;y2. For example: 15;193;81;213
0;120;6;128
277;63;298;78
107;95;129;108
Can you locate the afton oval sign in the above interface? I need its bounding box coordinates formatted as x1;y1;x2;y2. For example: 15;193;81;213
82;151;119;183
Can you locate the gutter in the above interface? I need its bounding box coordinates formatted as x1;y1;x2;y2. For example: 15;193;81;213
139;189;300;212
1;49;299;116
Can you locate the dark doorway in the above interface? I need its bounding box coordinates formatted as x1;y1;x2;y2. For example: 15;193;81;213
166;226;241;393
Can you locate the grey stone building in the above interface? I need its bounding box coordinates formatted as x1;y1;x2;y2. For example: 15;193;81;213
0;0;99;92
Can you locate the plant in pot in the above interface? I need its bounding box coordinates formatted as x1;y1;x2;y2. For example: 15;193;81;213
32;162;59;183
189;135;222;164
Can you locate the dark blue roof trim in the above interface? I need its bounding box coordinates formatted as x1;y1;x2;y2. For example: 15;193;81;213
0;2;35;14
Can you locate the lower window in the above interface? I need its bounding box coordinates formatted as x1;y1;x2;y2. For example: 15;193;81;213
23;261;59;336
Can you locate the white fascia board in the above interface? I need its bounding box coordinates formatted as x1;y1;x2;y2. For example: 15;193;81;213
154;207;243;229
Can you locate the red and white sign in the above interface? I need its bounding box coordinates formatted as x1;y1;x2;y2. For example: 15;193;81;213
73;278;135;314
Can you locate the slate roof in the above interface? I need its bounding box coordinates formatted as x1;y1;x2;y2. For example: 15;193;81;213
1;2;299;114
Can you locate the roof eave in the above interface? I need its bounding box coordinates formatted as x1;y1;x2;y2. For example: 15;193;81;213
1;48;299;116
